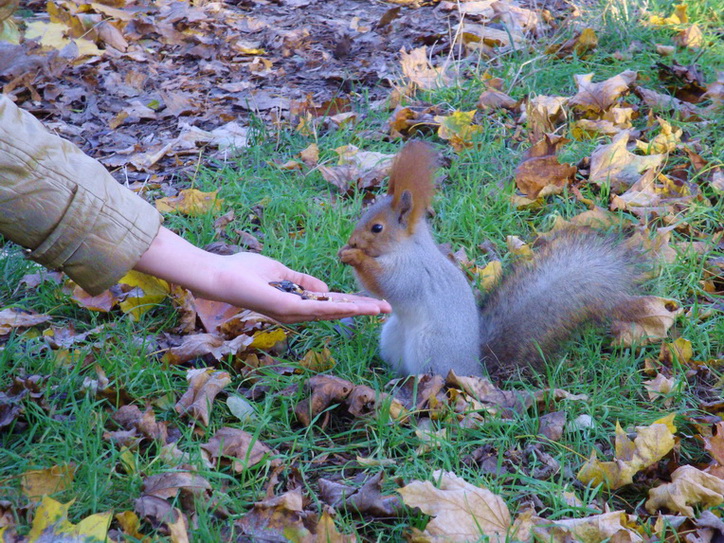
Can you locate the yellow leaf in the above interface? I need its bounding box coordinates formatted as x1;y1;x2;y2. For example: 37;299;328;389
22;464;75;501
474;260;503;291
646;465;724;516
249;328;286;350
578;417;676;489
434;110;482;150
155;189;223;216
118;270;170;320
648;3;688;26
25;21;103;57
28;496;111;542
397;470;511;542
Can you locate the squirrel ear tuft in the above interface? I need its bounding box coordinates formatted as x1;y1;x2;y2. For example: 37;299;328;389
388;140;436;227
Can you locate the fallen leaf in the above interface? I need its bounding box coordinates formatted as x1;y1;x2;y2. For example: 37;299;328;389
635;117;682;154
611;296;683;346
589;130;664;191
0;308;52;335
27;496;111;542
568;70;638;115
143;472;211;500
643;373;676;403
546;27;598;58
533;511;644;543
174;368;231;425
397;470;511;542
318;472;403;517
155;189;223;216
646;465;724;516
514;134;577;198
21;464;75;501
200;427;277;472
673;24;703;49
400;46;452;91
434;110;483;150
525;95;568;142
648;3;688;25
578;415;677;489
704;421;724;466
117;270;170;320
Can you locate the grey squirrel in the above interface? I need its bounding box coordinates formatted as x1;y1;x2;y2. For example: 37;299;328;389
338;140;644;381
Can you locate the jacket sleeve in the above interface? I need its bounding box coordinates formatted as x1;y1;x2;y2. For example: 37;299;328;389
0;94;162;295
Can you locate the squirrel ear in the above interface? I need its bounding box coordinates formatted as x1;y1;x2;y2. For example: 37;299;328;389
396;190;413;226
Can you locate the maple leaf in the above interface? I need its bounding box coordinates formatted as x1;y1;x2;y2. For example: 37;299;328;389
117;270;170;320
568;70;638;115
434;110;482;151
200;427;278;472
646;465;724;516
589;130;664;191
578;414;677;489
155;189;224;216
397;470;511;542
514;134;577;199
610;296;683;346
0;308;52;335
21;464;75;501
174;368;231;425
26;496;111;542
648;3;688;25
400;46;452;91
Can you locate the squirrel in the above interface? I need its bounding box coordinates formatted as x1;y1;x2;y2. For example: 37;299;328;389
338;140;645;381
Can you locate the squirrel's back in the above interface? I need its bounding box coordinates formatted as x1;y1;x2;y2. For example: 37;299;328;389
479;229;644;380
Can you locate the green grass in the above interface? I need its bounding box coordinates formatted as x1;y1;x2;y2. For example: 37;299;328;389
1;0;723;540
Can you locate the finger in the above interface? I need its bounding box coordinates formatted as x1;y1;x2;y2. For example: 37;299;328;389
276;299;387;323
281;268;330;293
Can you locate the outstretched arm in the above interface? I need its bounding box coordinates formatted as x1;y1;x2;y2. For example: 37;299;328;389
134;227;391;324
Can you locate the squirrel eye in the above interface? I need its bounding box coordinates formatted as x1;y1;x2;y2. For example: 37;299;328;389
371;223;384;233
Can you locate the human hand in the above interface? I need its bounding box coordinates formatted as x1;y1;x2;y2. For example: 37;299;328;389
134;228;390;324
208;252;391;323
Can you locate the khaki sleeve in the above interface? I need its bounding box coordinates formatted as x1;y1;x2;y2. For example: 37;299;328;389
0;94;162;295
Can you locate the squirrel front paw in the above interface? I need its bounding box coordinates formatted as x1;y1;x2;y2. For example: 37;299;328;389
338;245;368;267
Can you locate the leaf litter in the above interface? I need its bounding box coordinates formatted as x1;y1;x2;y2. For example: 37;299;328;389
1;0;723;540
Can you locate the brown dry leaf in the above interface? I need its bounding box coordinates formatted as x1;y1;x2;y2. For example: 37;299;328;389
663;337;694;364
299;346;336;372
65;281;121;312
299;143;319;166
635;118;682;154
319;145;394;193
568;70;638;115
21;464;75;501
318;472;403;517
589;131;665;191
539;411;567;442
0;308;52;335
533;511;644;543
114;511;145;541
476;89;518;111
162;333;252;365
514;134;577;199
633;85;701;121
111;404;168;443
295;375;355;427
446;371;531;415
611;296;683;346
167;511;190;543
571;106;634;138
546;27;598;58
155;189;223;216
397;470;511;542
400;46;452;91
234;488;310;540
646;465;724;516
200;427;277;472
578;414;676;489
434;110;482;151
673;24;703;49
143;472;212;500
703;421;724;466
174;368;231;426
525;95;568;142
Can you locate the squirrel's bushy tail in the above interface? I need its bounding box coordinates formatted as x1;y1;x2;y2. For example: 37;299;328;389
479;229;645;380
